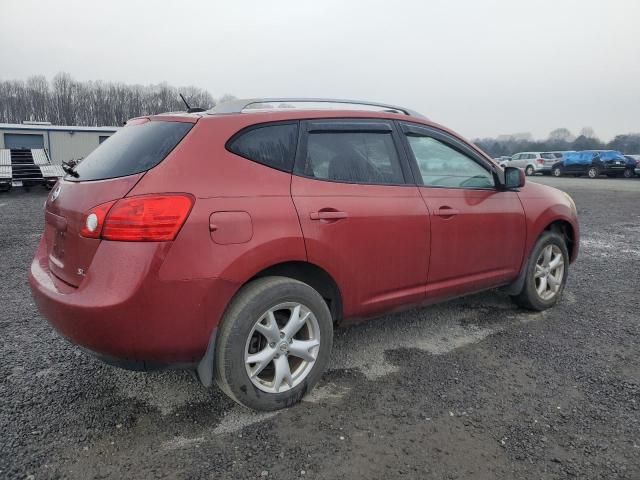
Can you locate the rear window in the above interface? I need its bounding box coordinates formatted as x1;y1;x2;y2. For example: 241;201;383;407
69;121;193;181
541;153;556;159
227;123;298;172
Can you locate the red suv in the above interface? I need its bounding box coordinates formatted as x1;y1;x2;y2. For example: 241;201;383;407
29;98;579;411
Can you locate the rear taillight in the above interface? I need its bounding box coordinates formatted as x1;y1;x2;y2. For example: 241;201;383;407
80;201;116;238
537;158;544;165
80;194;193;241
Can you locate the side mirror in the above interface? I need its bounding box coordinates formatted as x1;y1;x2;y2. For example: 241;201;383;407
504;166;525;189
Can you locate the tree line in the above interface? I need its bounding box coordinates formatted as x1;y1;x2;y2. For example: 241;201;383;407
0;73;234;127
474;127;640;157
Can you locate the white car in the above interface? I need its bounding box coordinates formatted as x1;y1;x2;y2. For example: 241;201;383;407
508;152;557;176
493;156;512;168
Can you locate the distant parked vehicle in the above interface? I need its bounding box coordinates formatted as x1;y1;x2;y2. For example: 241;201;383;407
624;155;640;177
493;156;511;167
510;152;557;176
552;150;631;178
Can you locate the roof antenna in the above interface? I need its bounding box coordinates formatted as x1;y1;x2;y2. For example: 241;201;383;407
179;93;206;113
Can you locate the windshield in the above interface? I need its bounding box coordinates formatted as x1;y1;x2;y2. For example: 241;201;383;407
69;121;193;181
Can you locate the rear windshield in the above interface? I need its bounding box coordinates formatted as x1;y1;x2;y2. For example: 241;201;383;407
541;153;556;159
69;121;193;181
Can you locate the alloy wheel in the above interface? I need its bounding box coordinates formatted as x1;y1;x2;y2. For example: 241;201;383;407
533;244;565;301
244;302;321;393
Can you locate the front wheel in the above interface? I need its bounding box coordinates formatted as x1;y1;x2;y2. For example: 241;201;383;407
623;169;633;179
552;166;562;177
525;165;535;176
511;232;569;311
587;166;600;178
214;276;333;411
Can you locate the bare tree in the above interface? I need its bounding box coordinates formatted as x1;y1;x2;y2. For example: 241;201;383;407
0;73;219;126
579;126;596;138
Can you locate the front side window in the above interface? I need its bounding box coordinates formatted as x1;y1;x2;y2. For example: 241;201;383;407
303;131;404;184
406;135;494;189
227;123;298;172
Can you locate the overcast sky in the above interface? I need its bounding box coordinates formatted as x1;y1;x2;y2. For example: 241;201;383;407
1;0;638;140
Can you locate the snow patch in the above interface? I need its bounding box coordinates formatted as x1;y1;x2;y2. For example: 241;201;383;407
213;408;279;435
161;435;204;451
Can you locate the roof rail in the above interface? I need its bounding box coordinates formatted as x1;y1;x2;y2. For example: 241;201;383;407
207;98;426;118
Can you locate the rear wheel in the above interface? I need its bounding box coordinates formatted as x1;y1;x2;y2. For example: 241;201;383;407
587;166;600;178
525;165;535;176
214;276;333;411
511;232;569;311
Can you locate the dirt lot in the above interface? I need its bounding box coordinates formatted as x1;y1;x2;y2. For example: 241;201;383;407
1;176;639;480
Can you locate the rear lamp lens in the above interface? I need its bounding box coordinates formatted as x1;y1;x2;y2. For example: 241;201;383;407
80;201;116;239
80;194;193;241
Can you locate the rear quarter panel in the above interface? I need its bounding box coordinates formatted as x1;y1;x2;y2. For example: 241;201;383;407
129;116;307;284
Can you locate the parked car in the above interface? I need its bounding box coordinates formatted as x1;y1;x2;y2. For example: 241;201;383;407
493;156;511;167
28;98;580;411
552;150;632;178
509;152;557;175
624;155;640;177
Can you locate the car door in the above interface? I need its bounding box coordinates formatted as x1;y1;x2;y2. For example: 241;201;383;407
511;153;523;168
291;119;430;319
399;122;526;300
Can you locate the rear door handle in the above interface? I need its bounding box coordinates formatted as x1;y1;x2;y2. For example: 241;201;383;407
435;206;460;217
309;210;348;221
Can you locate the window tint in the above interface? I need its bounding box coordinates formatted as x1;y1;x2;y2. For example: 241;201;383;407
406;135;494;189
71;121;192;181
228;123;298;172
303;131;404;184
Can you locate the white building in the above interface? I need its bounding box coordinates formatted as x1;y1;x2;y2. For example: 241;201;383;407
0;122;119;165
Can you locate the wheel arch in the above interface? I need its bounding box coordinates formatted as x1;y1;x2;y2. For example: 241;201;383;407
542;219;576;261
245;261;343;324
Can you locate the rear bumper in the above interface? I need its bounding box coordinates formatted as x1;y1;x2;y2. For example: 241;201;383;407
28;237;238;365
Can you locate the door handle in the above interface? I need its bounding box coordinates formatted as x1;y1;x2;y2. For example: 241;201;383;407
434;206;460;217
309;210;348;221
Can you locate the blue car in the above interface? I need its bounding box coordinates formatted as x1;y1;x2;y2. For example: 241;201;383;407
551;150;634;178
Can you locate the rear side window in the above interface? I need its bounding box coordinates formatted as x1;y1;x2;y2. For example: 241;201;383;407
541;153;556;159
302;132;404;184
71;121;192;181
227;123;298;172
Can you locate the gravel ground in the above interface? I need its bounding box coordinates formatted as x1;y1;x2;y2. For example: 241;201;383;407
1;176;639;479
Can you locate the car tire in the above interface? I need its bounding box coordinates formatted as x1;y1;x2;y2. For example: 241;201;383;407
552;167;562;177
525;166;535;176
587;166;600;178
511;231;569;311
623;169;633;179
214;276;333;411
